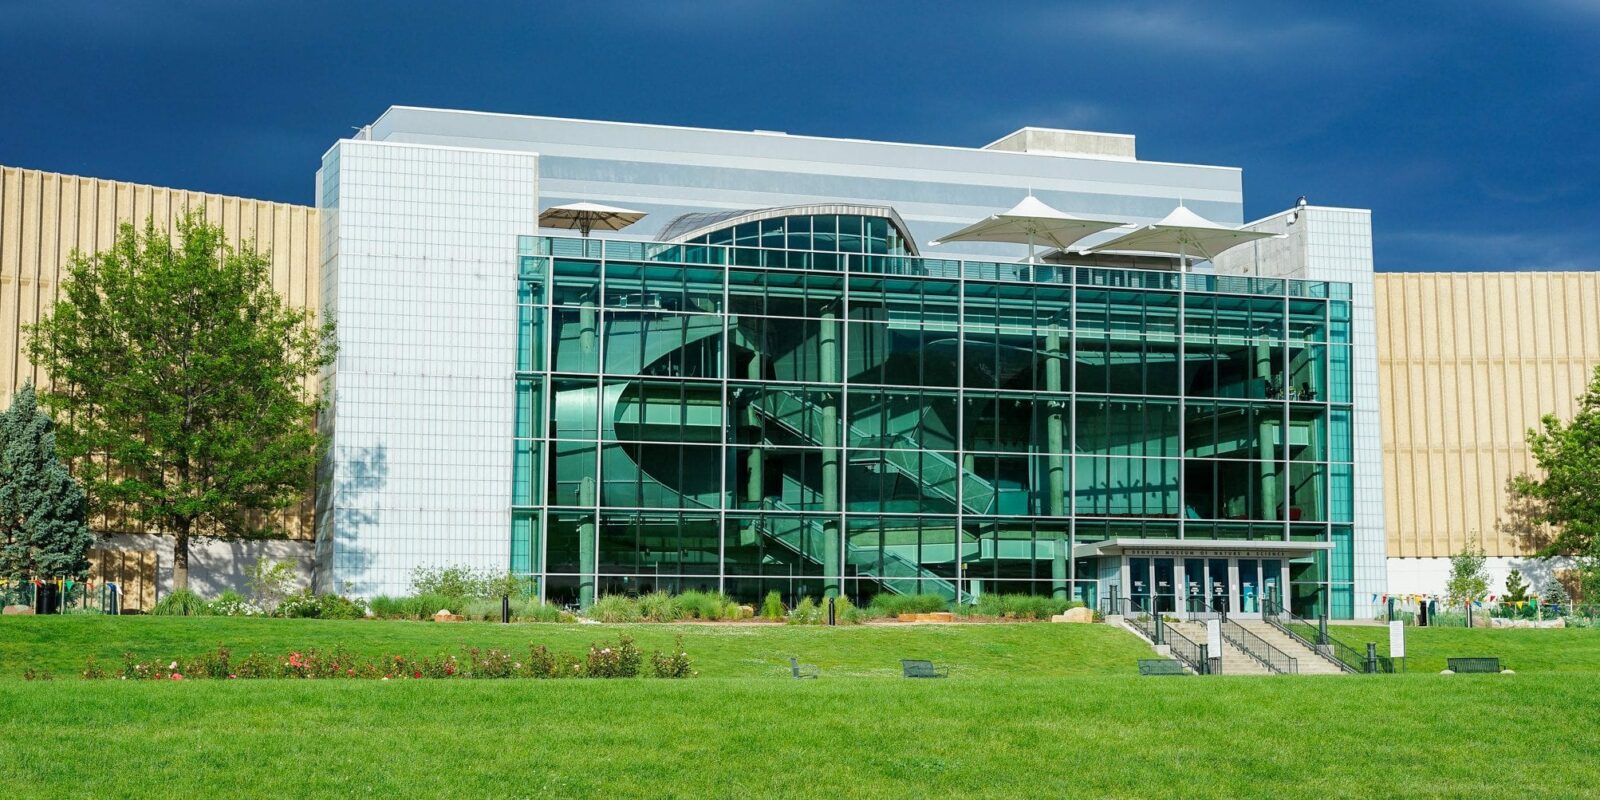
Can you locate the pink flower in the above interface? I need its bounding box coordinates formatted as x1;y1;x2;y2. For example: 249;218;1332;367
228;674;237;679
170;673;183;681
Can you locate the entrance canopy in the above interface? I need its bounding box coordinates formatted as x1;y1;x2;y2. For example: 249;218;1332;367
1073;537;1334;560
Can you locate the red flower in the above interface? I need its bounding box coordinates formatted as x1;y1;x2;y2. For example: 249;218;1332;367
413;671;422;679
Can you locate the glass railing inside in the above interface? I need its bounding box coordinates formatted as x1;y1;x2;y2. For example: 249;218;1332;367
522;236;1347;300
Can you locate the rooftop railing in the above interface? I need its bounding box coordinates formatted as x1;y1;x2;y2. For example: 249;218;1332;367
519;235;1351;300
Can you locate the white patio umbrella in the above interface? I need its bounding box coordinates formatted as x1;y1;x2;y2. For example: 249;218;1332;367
539;202;646;237
1082;205;1277;271
930;195;1126;263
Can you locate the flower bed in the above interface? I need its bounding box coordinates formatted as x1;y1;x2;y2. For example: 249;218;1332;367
68;635;693;681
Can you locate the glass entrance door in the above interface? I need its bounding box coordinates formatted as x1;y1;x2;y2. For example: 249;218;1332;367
1129;557;1151;614
1262;559;1282;611
1236;559;1261;615
1208;558;1229;614
1153;559;1176;613
1183;558;1205;614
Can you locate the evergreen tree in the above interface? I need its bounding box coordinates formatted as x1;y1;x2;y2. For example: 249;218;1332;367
23;215;333;590
1503;569;1530;603
0;383;92;584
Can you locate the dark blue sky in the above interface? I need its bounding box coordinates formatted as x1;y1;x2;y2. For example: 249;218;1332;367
2;1;1596;271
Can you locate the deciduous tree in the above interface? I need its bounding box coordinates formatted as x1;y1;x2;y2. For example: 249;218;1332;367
24;215;333;590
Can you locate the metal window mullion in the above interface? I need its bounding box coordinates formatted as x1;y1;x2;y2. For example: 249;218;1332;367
592;250;607;596
537;261;556;603
955;258;966;604
717;257;729;597
1177;277;1186;541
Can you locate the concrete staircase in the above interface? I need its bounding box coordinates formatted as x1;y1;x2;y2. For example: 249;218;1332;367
1233;620;1348;675
1165;621;1273;675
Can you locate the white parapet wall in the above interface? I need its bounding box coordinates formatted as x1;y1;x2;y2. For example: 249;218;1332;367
1386;555;1574;601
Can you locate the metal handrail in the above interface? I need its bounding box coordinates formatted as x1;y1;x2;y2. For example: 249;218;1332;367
1122;599;1209;675
1221;618;1298;674
1262;598;1392;674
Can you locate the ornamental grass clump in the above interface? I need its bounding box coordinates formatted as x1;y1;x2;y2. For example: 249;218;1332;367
868;593;949;617
151;589;211;617
964;594;1077;620
639;591;683;622
588;594;643;623
760;591;786;621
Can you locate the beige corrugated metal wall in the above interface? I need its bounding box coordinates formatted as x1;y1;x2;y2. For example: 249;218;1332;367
1377;272;1600;558
0;164;320;540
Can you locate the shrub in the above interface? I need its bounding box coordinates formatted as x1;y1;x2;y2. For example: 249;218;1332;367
409;565;494;599
152;589;211;617
92;638;682;680
760;591;785;621
639;591;683;622
869;593;949;617
246;559;298;614
588;594;642;623
319;593;367;620
651;636;695;678
210;590;264;617
583;635;642;678
276;590;366;620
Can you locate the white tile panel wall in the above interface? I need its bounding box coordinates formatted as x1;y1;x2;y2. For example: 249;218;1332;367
1301;207;1386;619
315;140;537;596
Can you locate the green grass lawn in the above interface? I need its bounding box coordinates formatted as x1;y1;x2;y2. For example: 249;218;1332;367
2;675;1596;798
2;618;1597;798
1331;624;1600;672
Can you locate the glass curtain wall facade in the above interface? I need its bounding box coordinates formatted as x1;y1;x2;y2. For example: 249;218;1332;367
512;212;1356;616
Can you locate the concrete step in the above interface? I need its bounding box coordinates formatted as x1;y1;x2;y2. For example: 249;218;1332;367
1167;622;1273;675
1234;621;1350;675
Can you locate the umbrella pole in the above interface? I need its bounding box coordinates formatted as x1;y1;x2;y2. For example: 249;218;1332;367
1028;231;1036;265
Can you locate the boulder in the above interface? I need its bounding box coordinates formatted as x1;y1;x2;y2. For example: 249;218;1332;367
2;605;34;616
1051;606;1095;623
432;609;464;623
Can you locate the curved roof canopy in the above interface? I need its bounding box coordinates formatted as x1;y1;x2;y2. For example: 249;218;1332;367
659;203;921;256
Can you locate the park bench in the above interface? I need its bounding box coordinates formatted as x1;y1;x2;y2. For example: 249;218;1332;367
1446;657;1506;674
901;659;949;678
790;657;819;679
1138;658;1189;676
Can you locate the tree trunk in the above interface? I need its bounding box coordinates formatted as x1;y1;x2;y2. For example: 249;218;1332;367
173;519;191;592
